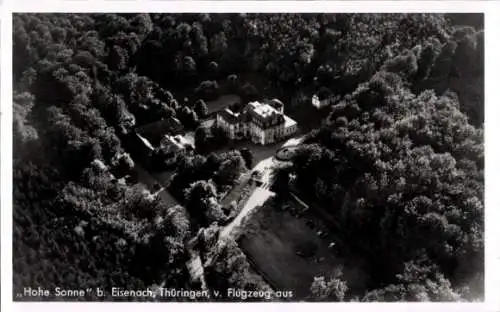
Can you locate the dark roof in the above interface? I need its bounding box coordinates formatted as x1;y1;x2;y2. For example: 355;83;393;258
219;109;243;124
267;98;284;111
137;117;184;146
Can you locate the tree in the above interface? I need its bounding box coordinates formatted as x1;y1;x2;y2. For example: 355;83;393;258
208;61;219;77
130;13;153;40
204;239;269;299
194;99;209;118
239;148;254;169
362;257;462;302
309;268;348;301
12;13;198;298
12;12;483;301
227;74;239;92
210;32;228;57
182;56;197;76
187;109;200;129
195;80;220;101
165;205;191;242
270;167;292;198
177;106;199;130
196;222;219;255
108;45;129;71
13;92;39;152
195;126;211;153
13;105;39;146
382;50;418;82
204;197;226;225
113;153;135;177
295;69;483;299
239;82;258;102
184;180;225;226
156;102;176;120
211;125;230;146
214;152;246;186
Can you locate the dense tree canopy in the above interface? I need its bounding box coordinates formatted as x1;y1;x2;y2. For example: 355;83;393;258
12;13;193;299
290;70;483;300
12;13;483;301
309;269;348;302
204;240;271;301
170;150;247;201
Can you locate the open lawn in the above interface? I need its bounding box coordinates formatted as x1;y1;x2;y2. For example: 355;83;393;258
239;199;367;300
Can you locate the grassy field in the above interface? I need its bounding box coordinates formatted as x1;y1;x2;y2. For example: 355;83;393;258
239;199;367;300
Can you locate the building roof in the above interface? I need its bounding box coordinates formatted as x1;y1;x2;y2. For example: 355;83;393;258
218;100;296;130
136;133;155;151
137;117;184;146
251;102;274;117
267;98;284;111
248;101;286;128
161;134;193;151
284;115;297;129
316;87;334;100
218;107;251;124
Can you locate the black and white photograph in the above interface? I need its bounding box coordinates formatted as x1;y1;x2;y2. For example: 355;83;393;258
9;11;486;303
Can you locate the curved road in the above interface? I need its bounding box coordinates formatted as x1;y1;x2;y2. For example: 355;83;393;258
219;135;305;240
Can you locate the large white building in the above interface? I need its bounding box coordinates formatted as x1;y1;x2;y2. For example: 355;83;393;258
216;99;298;145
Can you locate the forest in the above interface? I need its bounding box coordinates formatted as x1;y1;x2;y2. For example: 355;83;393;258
12;13;483;301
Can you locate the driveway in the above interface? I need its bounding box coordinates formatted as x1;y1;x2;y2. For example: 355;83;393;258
220;187;274;238
218;135;305;239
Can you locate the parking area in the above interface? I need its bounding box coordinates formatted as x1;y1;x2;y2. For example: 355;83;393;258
238;198;367;300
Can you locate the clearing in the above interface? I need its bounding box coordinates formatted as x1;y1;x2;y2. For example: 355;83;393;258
238;198;367;300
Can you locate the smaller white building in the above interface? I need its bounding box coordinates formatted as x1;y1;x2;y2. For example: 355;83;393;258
312;94;331;109
312;88;339;109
